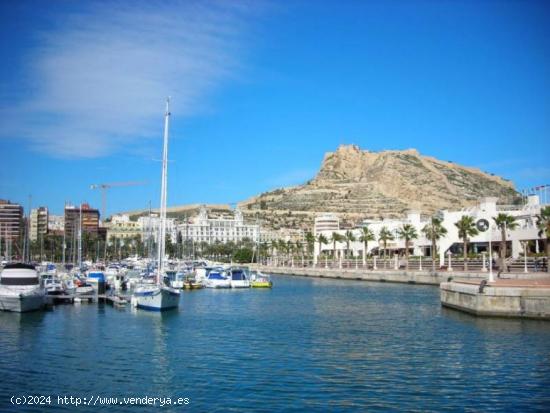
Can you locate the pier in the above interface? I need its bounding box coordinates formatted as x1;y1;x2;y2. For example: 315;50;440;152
440;278;550;320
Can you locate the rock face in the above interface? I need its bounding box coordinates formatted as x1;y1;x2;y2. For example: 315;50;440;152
241;144;518;223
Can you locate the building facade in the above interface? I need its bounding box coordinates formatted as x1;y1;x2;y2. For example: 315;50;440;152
64;203;100;241
314;196;547;265
177;206;259;245
314;213;340;235
0;199;23;241
137;214;177;244
30;207;48;241
47;215;65;236
106;214;142;242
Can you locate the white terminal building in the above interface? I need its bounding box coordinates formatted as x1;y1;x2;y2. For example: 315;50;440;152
314;196;547;266
314;214;340;235
177;206;259;244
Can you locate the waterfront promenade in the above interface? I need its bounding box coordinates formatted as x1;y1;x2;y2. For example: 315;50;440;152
252;263;549;285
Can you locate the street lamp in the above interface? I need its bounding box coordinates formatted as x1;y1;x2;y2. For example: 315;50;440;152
488;224;494;283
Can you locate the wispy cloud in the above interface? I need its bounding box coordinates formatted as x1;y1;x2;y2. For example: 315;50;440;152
0;1;259;158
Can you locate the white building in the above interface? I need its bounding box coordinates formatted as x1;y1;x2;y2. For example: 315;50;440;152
47;214;64;234
106;214;142;241
314;196;547;266
177;206;259;245
261;228;305;244
30;207;48;241
138;214;177;244
314;213;340;235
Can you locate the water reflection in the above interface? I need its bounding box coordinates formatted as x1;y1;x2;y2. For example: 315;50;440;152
1;275;549;412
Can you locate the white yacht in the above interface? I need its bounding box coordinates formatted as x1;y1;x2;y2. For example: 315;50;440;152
205;270;231;289
229;268;250;288
131;98;180;311
0;263;45;312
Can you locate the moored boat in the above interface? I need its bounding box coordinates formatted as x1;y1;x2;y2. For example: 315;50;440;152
205;270;231;289
131;98;180;311
250;271;273;288
0;263;45;312
229;268;250;288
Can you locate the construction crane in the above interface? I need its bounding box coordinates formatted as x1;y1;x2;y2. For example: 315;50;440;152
90;181;146;220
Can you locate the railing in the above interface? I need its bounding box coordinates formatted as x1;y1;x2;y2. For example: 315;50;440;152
260;255;549;273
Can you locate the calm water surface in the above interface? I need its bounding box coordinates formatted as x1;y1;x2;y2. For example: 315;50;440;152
1;275;549;412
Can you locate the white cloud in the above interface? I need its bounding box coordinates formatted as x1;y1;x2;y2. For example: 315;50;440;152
0;1;259;158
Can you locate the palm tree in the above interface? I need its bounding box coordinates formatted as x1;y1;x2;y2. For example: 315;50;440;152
304;231;315;258
359;226;375;264
344;230;356;258
397;224;418;271
493;213;518;272
316;233;328;262
454;215;478;271
536;206;550;273
422;217;448;272
331;232;344;262
378;226;394;268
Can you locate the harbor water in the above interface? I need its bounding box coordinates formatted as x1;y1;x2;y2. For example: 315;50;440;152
1;275;550;412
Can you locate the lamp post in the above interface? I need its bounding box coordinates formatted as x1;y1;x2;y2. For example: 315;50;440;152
447;251;453;272
488;225;494;282
373;256;377;270
523;241;527;273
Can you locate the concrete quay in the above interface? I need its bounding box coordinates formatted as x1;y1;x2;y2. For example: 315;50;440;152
440;279;550;320
252;265;547;286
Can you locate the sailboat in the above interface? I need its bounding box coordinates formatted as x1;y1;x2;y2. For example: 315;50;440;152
131;98;181;311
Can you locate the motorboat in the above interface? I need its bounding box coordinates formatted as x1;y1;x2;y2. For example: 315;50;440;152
0;263;45;312
183;273;203;290
113;273;127;291
86;271;106;294
43;276;64;295
229;268;250;288
205;270;231;289
250;271;273;288
164;270;182;289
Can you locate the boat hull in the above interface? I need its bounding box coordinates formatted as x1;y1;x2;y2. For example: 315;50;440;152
132;286;180;311
251;281;273;288
0;292;44;312
205;280;231;289
230;280;250;288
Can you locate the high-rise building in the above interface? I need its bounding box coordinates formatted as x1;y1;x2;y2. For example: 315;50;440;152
64;203;100;241
0;199;23;242
30;207;49;241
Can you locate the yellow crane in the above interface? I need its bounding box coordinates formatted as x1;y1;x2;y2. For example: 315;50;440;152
90;181;146;220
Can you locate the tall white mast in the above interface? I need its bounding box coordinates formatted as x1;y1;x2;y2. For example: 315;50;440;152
157;98;170;284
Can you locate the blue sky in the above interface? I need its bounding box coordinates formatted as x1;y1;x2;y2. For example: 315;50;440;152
1;0;549;216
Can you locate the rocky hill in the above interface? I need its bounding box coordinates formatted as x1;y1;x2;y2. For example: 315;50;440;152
240;144;519;229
